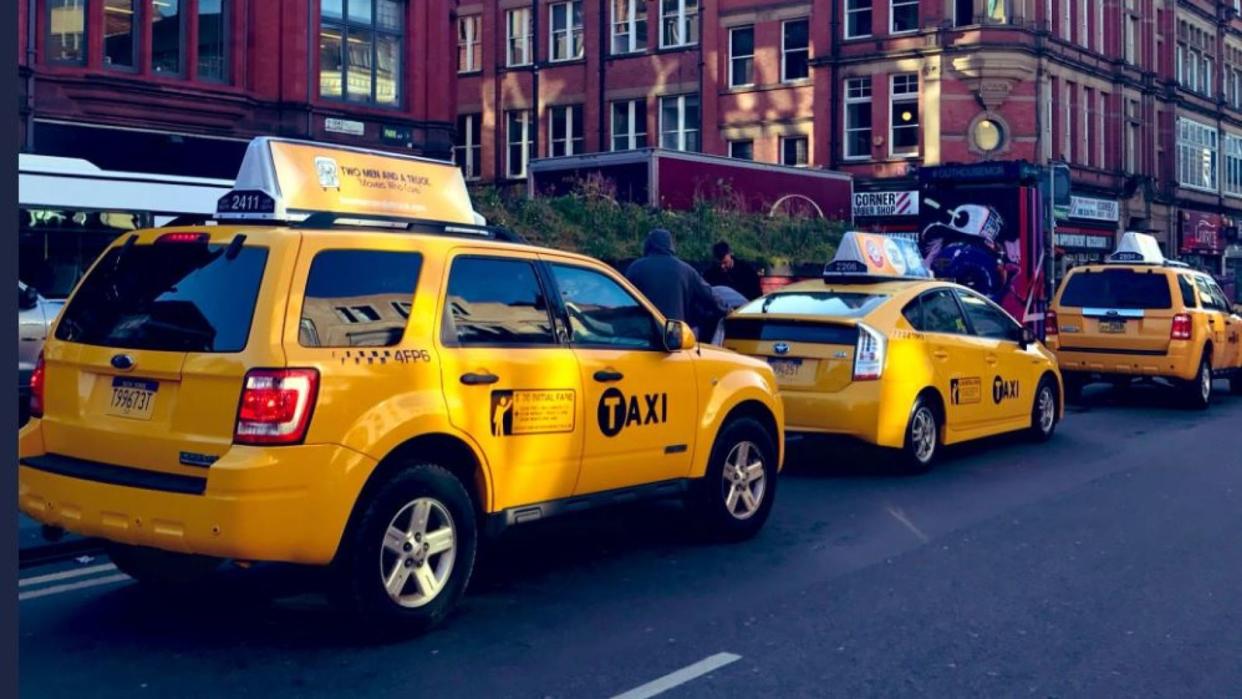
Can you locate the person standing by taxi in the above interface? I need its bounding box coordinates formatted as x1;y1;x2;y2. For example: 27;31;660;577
626;228;723;337
704;240;763;301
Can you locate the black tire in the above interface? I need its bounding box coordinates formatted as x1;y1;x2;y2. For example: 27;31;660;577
1028;377;1060;442
1183;355;1213;410
331;463;478;637
104;542;221;588
1062;372;1086;405
687;417;778;543
898;396;941;473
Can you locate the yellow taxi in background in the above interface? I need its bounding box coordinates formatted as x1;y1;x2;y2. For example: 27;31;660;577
723;233;1063;471
1048;232;1242;407
18;138;784;634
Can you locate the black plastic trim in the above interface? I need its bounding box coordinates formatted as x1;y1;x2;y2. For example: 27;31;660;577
22;454;207;495
1058;346;1167;357
485;479;691;536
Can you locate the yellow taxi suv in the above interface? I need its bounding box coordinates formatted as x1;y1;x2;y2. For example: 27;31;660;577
18;138;785;634
723;232;1063;471
1048;232;1242;408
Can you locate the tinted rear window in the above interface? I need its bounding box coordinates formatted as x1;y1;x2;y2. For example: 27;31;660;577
724;318;858;345
1060;270;1172;310
738;291;889;318
300;250;423;348
55;242;268;352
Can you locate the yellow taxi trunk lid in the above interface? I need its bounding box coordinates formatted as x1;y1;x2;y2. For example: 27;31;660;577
1056;307;1174;355
723;318;858;394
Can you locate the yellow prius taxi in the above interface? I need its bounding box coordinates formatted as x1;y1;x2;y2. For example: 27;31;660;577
18;138;784;634
723;233;1063;470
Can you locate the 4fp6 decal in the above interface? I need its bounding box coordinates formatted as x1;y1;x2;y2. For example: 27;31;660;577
992;376;1020;404
597;388;668;438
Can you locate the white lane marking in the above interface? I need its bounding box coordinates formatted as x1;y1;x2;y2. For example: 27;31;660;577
19;563;118;588
887;505;930;544
18;573;131;602
611;652;743;699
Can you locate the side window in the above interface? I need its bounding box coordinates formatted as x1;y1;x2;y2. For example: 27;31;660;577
901;297;922;330
300;250;422;348
1195;277;1223;311
919;289;970;335
1209;281;1231;312
444;257;556;346
958;290;1023;342
1178;275;1198;309
550;263;661;349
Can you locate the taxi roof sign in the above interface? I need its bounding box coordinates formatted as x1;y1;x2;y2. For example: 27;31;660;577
217;137;477;225
823;232;932;280
1106;231;1168;264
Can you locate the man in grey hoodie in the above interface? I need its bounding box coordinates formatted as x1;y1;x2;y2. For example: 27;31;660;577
625;229;723;337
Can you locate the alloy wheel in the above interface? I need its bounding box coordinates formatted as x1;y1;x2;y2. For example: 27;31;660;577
911;407;937;464
379;497;457;609
720;441;766;521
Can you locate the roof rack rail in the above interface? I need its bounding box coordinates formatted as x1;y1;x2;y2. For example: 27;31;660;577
293;211;528;244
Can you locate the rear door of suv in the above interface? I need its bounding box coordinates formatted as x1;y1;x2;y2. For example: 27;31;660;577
1055;267;1176;355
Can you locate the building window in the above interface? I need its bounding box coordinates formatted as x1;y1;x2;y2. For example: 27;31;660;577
1225;134;1242;199
612;0;647;54
1061;80;1072;160
1177;118;1218;192
781;136;809;167
973;117;1005;153
728;140;754;160
550;1;584;62
507;110;533;179
320;0;404;106
729;26;754;88
454;114;482;181
845;0;872;39
661;0;699;48
782;19;810;82
1125;100;1139;174
844;77;872;160
659;94;700;152
506;8;533;67
47;0;87;64
1059;0;1070;41
198;0;228;82
611;99;647;151
458;15;481;73
986;0;1008;23
151;0;184;75
890;0;919;34
550;105;584;157
103;0;137;70
1077;0;1087;47
953;0;973;26
1096;92;1106;169
1094;0;1103;54
1124;1;1137;64
890;73;919;157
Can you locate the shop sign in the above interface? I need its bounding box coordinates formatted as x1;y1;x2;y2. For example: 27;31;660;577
1056;232;1113;250
1069;196;1119;223
324;117;366;136
853;191;919;218
1181;211;1225;254
381;125;414;146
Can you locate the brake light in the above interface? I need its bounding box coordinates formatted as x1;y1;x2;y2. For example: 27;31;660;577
234;369;319;445
29;353;45;418
157;232;210;244
1171;313;1193;341
1045;310;1059;337
853;323;887;381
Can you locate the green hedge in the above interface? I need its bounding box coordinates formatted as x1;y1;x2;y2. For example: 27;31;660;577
472;185;845;274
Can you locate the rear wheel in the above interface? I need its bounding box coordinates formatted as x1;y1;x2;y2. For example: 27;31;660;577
1183;355;1213;410
331;463;477;636
899;397;940;473
688;417;777;542
1028;378;1059;442
104;542;221;588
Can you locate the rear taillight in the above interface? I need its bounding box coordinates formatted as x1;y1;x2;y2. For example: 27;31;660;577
1045;310;1058;337
234;369;319;445
853;323;887;381
1171;313;1193;341
29;353;45;419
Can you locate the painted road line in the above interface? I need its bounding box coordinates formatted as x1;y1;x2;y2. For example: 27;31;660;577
18;563;118;588
611;652;743;699
18;573;131;602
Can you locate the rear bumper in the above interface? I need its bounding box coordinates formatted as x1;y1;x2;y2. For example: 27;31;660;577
781;381;907;449
1053;341;1200;381
17;420;377;565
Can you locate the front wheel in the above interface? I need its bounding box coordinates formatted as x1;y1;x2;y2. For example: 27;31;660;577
688;417;778;542
899;397;941;473
1027;378;1059;442
1183;356;1213;410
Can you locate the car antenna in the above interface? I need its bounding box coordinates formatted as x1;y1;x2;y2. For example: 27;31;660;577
224;233;248;260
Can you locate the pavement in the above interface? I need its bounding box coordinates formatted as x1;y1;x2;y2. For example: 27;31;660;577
15;380;1242;697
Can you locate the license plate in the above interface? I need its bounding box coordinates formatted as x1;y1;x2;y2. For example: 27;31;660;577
768;358;818;387
107;378;158;420
1100;320;1126;334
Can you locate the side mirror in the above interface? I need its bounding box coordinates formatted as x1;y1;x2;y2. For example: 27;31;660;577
1019;327;1037;349
663;319;696;351
18;285;39;311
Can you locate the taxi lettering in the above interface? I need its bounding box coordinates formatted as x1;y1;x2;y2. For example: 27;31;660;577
598;388;668;437
993;376;1020;404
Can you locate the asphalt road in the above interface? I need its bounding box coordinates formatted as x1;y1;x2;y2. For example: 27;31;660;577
17;380;1242;698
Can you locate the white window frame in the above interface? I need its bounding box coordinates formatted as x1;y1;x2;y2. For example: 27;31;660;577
453;113;482;181
1061;81;1072;160
781;135;809;167
890;0;919;35
1225;133;1242;199
1124;7;1137;64
660;0;699;49
845;0;872;39
1080;86;1089;165
506;110;533;179
659;94;700;151
506;8;533;67
549;1;584;63
1060;0;1071;41
457;15;481;73
611;0;647;55
1177;117;1219;193
1077;0;1088;47
843;76;872;160
1203;55;1214;97
1094;0;1103;54
781;18;810;83
889;73;920;158
549;105;584;157
611;99;647;151
1096;92;1106;169
729;26;755;88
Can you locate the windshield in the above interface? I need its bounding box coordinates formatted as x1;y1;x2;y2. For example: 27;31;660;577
738;291;890;319
1060;269;1172;310
55;242;269;352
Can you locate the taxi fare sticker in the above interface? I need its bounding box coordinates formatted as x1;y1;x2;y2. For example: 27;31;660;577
950;377;982;406
490;390;576;437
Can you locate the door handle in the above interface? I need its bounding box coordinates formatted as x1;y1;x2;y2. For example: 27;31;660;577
986;354;999;365
593;370;624;383
460;372;499;386
932;350;950;361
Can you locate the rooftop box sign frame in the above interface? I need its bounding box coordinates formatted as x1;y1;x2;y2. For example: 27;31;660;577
216;137;476;225
824;232;932;280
